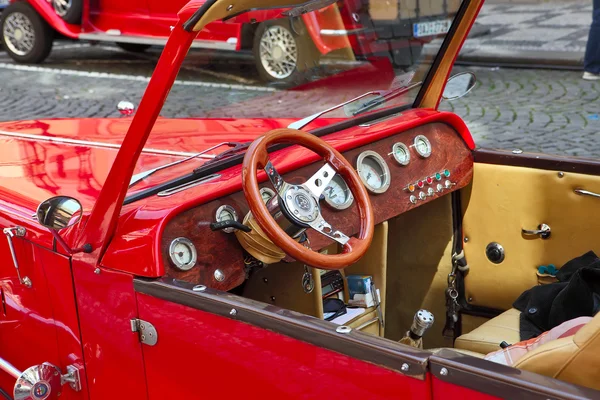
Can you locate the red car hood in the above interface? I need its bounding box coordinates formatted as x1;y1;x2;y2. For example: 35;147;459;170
0;116;339;216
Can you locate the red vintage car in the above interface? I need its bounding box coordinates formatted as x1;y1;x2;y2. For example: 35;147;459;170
0;0;460;83
1;0;599;399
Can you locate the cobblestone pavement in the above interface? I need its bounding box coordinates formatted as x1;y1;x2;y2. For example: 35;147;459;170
1;44;600;158
462;0;590;55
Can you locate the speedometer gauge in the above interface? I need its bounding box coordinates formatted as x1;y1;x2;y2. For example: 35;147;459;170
414;135;432;158
323;175;353;210
169;237;197;271
356;151;391;194
391;143;410;166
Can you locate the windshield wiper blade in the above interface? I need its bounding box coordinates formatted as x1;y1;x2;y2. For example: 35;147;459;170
351;81;422;117
193;141;251;172
129;142;240;188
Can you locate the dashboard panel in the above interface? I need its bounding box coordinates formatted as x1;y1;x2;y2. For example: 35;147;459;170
160;122;473;291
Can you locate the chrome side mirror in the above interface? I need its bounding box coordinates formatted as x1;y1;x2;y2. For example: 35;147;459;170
117;100;136;116
36;196;82;231
442;72;477;101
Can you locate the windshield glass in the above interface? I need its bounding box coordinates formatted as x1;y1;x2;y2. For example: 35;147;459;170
130;0;464;193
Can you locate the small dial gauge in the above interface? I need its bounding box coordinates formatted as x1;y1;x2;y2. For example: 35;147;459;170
414;135;432;158
323;175;353;210
391;142;410;166
169;237;197;271
215;205;238;233
259;187;276;204
356;151;391;194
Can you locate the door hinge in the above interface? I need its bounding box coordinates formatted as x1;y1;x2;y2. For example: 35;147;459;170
130;319;158;346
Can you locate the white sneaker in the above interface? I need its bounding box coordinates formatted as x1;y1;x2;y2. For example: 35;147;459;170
583;71;600;80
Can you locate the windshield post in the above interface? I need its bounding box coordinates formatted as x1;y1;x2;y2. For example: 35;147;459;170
74;21;198;261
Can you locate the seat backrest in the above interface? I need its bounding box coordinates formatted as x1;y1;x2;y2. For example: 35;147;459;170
513;313;600;390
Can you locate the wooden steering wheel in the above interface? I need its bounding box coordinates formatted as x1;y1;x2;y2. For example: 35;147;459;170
242;129;374;269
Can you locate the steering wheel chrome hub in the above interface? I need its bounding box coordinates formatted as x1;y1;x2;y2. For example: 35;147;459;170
283;186;319;224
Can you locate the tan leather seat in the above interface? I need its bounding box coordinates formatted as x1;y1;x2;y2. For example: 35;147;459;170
513;312;600;390
454;308;521;354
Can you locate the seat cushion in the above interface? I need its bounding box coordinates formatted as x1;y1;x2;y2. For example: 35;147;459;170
454;308;521;354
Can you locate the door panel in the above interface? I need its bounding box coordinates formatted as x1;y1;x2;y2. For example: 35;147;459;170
461;157;600;310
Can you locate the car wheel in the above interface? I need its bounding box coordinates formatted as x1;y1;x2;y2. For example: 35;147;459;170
1;2;54;64
52;0;82;24
116;43;152;53
252;20;318;85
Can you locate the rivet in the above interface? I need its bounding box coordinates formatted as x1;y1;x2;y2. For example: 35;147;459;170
468;297;473;302
230;309;237;316
94;268;101;274
401;363;409;372
214;269;225;282
148;332;153;337
335;326;352;334
558;172;564;178
140;324;145;329
270;296;276;302
193;285;207;292
141;335;146;341
54;371;59;376
440;367;448;376
226;4;233;10
463;237;469;243
263;278;268;283
512;149;523;154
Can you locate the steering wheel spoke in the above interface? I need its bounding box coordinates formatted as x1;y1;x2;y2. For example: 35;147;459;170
264;159;288;195
308;215;350;245
303;163;336;199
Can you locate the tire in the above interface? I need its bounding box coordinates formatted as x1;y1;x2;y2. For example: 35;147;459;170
116;43;152;53
51;0;82;24
0;2;54;64
252;19;319;85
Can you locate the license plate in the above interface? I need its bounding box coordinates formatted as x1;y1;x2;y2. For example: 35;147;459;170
413;19;452;38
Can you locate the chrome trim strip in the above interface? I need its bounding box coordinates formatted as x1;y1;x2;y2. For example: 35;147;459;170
78;33;236;50
0;130;216;159
157;174;221;196
319;28;365;36
0;356;21;379
575;188;600;199
355;317;379;330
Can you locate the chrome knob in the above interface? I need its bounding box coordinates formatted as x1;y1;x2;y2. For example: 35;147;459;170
418;192;426;200
444;180;454;189
117;100;135;116
410;309;434;338
427;187;434;196
409;195;417;204
436;183;443;192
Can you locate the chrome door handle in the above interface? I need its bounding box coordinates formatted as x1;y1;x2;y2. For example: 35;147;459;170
574;189;600;199
522;223;551;239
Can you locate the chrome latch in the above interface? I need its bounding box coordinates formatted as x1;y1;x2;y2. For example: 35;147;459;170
3;226;32;288
61;364;82;392
131;319;158;346
522;223;551;239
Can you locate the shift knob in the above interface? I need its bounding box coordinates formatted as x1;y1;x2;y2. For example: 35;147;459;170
410;309;435;339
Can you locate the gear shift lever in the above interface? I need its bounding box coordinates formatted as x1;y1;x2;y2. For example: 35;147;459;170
399;309;434;349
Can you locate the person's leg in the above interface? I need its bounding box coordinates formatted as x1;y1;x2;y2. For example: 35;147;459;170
584;0;600;76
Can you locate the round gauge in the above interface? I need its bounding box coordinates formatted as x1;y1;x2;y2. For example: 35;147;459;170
169;237;197;271
356;150;391;194
392;142;410;166
215;205;238;233
259;187;276;204
414;135;432;158
323;175;354;210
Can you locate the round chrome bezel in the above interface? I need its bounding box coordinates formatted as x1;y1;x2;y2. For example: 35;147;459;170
323;175;354;211
391;142;411;166
215;205;238;233
356;150;391;194
282;186;320;224
168;237;197;271
413;135;432;158
259;187;276;204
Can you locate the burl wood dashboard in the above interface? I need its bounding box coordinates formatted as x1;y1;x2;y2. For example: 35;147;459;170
161;122;473;291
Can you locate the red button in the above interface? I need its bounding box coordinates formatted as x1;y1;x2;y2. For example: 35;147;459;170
417;181;424;188
426;176;433;184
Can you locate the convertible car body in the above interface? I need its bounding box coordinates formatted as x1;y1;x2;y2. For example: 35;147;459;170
0;0;599;399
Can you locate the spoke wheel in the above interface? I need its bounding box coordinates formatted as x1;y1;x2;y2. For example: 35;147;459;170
0;2;54;64
3;12;35;57
52;0;72;17
259;25;298;80
252;20;318;84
